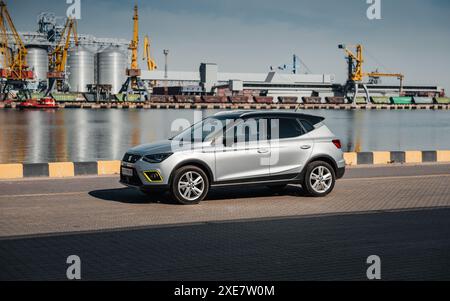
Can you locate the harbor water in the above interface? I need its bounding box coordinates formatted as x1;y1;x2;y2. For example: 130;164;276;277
0;109;449;163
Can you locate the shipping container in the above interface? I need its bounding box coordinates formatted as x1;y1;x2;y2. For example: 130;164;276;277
391;97;413;105
413;97;433;105
349;97;367;104
325;96;345;104
201;96;228;103
278;96;298;104
370;96;390;104
302;97;322;104
434;97;450;104
253;96;274;104
229;96;251;103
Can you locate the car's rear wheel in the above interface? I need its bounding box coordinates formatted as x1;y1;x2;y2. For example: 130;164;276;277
302;161;336;197
170;166;209;205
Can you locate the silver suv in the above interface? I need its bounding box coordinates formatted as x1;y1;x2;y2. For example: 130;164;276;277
120;111;345;204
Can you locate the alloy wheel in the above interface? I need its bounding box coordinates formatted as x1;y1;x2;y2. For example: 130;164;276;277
177;171;205;201
309;166;333;194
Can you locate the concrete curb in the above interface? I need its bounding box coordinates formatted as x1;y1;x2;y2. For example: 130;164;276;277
344;150;450;166
0;161;119;180
0;151;449;180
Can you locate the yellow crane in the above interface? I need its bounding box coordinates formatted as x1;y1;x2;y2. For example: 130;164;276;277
0;0;32;80
143;35;157;71
120;4;150;100
338;44;404;102
126;4;140;77
48;17;78;81
339;44;404;86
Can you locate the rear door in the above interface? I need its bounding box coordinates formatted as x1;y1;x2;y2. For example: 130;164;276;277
269;117;314;177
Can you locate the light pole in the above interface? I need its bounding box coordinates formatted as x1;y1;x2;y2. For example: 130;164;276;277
163;49;169;95
163;49;169;80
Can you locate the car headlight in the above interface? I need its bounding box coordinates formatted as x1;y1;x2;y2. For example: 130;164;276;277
142;153;173;163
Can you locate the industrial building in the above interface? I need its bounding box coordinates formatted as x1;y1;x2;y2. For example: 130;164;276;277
3;11;130;95
146;63;443;102
0;2;446;105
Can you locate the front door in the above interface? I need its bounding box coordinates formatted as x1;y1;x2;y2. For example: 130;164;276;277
214;118;271;183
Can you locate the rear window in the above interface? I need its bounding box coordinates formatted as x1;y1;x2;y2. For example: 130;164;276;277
299;120;315;133
270;118;305;139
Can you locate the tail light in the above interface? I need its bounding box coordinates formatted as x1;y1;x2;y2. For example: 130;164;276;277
332;139;342;149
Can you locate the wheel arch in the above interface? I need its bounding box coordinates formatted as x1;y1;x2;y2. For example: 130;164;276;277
296;154;338;182
306;155;338;174
169;159;214;186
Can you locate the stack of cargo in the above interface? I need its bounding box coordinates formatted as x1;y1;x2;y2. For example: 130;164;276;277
52;92;80;101
302;97;322;104
278;96;298;104
253;96;273;104
391;97;413;105
201;96;228;103
229;96;251;103
325;96;345;104
349;97;368;104
174;95;196;103
149;95;173;103
434;97;450;104
370;96;390;104
413;97;434;105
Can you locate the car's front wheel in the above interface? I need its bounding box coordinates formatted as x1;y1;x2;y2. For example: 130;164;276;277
302;161;336;197
170;166;209;205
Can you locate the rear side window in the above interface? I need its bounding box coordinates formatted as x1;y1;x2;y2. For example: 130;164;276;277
299;119;315;133
270;118;305;139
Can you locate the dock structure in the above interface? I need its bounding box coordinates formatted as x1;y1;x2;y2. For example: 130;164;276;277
1;101;449;110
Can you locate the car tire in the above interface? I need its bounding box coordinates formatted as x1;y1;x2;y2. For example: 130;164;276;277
302;161;336;197
170;165;209;205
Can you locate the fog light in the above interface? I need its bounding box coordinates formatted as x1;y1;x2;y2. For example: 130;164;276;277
143;170;163;182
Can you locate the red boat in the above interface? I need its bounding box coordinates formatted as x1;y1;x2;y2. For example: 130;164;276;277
17;97;58;109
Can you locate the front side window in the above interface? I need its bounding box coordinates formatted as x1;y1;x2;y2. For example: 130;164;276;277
171;116;231;142
232;118;269;143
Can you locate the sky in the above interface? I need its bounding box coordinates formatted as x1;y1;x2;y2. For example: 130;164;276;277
7;0;450;91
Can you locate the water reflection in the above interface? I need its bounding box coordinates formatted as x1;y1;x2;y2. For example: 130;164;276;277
0;109;449;163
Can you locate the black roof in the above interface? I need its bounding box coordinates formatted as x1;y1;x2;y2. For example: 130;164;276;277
214;110;325;125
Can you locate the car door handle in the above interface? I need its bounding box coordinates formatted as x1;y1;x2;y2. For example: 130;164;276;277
300;145;312;150
257;149;270;154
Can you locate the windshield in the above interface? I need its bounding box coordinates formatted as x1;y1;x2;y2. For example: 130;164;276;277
171;116;234;142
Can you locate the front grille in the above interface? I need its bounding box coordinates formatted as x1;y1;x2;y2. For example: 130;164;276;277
120;168;143;186
122;153;142;163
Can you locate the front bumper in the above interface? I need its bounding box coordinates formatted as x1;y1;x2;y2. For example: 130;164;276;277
119;159;170;189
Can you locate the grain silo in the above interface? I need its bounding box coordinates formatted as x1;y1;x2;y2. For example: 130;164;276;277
67;46;95;92
97;46;127;94
26;46;49;83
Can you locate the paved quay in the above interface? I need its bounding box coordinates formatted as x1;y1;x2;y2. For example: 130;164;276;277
0;164;449;280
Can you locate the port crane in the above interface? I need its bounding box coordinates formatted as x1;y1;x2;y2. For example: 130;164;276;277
0;0;33;100
119;4;149;101
46;16;78;94
143;35;157;71
338;44;404;104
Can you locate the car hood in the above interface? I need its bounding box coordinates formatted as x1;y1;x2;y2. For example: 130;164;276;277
128;140;174;155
